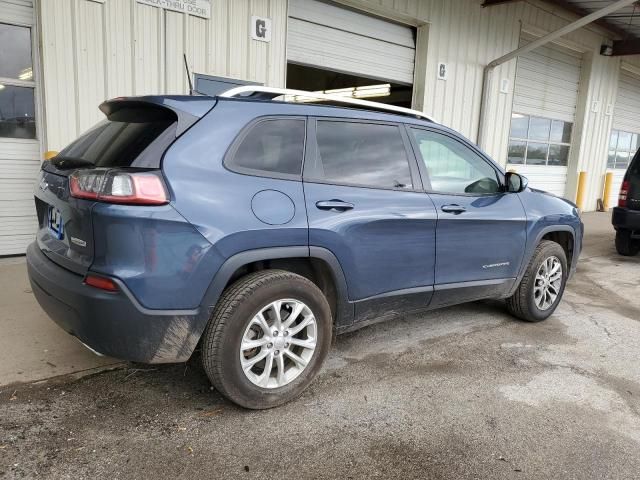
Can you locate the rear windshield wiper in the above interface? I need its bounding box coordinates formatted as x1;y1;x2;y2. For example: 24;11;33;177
50;155;95;170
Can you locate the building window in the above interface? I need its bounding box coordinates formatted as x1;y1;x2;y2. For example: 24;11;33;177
0;22;36;139
507;113;572;167
608;129;638;170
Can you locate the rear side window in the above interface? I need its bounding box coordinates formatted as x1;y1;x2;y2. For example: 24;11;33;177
54;107;177;169
227;119;305;176
311;121;413;189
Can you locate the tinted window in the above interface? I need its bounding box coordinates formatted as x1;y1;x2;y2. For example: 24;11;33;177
54;107;177;169
410;129;500;195
229;119;305;176
312;121;413;189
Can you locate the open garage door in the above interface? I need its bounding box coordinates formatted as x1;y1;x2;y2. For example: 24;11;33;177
287;0;415;85
507;33;583;198
607;68;640;209
286;0;415;107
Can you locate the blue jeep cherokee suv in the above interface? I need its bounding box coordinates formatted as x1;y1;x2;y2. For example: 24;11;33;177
27;89;582;409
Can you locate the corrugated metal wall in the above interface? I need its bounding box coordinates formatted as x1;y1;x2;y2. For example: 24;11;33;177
338;0;625;210
0;0;40;255
39;0;288;151
37;0;633;211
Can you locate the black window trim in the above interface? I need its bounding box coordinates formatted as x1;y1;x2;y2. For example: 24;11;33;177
405;125;507;198
223;115;308;181
302;116;424;193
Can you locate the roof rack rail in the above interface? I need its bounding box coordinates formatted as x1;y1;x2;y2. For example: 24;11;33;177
219;86;436;122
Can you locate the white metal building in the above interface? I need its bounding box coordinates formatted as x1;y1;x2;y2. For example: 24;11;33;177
1;0;640;255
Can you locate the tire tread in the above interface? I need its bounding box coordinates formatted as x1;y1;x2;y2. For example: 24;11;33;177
201;269;326;407
507;240;566;322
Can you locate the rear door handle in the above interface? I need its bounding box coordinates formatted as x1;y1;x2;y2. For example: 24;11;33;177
316;200;354;212
441;204;466;214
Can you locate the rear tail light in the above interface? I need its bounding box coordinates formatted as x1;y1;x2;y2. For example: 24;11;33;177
69;169;168;205
619;180;630;208
85;274;119;292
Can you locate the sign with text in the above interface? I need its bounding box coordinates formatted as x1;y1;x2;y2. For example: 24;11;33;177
137;0;210;19
251;16;272;43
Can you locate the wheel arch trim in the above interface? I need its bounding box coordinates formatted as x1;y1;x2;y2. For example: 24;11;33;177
199;246;353;329
508;224;578;297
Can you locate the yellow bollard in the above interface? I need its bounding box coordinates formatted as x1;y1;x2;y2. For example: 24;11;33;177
43;150;58;160
602;171;614;211
575;171;587;211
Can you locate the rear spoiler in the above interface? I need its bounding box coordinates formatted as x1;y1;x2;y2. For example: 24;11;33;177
99;95;217;136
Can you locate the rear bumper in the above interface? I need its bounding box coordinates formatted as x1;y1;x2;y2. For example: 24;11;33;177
26;242;204;363
612;207;640;231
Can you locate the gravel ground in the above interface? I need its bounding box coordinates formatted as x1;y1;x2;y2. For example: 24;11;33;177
1;213;639;479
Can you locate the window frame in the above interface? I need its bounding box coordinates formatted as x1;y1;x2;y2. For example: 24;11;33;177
302;117;423;192
0;21;38;141
223;115;308;181
507;113;573;167
607;128;639;170
406;125;506;197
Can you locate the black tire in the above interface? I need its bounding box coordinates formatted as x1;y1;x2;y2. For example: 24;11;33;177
615;229;640;256
506;240;568;322
201;269;332;409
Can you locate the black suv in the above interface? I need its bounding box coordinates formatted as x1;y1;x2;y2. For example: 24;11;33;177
613;151;640;256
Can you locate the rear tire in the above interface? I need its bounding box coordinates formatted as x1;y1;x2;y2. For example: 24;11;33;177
506;240;568;322
201;270;332;409
615;229;640;256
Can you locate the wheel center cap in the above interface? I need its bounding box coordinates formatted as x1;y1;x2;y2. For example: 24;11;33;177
273;336;286;349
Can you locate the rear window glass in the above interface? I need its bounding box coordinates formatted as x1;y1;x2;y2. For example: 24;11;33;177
227;119;306;176
54;107;177;169
630;150;640;176
311;121;413;189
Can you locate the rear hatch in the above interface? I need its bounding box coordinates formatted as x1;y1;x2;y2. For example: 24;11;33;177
34;96;215;274
623;151;640;210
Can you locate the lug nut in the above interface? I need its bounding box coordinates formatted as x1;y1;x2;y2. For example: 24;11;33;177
267;343;273;349
284;331;289;336
273;331;279;336
284;343;289;348
274;350;280;356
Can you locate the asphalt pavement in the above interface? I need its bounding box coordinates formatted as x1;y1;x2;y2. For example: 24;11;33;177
1;212;639;479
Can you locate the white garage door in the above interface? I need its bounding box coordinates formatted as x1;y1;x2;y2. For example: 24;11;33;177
607;69;640;208
0;0;40;256
507;33;583;198
287;0;415;85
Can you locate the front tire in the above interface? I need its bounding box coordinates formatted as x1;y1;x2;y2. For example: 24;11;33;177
201;270;332;409
506;240;568;322
615;229;640;256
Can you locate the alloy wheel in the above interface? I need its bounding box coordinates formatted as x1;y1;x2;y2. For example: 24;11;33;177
240;299;317;389
533;256;563;311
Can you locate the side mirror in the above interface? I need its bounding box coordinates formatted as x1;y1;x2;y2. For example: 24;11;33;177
505;172;528;193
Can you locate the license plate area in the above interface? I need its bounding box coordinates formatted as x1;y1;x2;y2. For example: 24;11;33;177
48;206;64;239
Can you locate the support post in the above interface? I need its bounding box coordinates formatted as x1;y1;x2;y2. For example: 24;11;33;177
576;171;588;211
603;172;614;210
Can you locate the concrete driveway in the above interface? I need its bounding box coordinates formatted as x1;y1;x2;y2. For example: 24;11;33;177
0;257;119;386
1;212;639;479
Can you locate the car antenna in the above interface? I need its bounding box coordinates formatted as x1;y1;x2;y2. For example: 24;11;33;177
183;53;194;95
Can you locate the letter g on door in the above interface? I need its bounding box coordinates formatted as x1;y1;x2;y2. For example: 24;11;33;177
256;19;266;38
